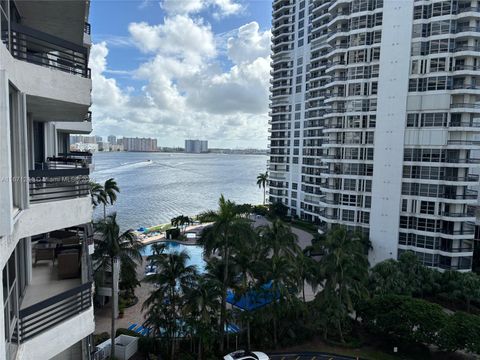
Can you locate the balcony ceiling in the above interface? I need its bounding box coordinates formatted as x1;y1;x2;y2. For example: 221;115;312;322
15;0;87;46
27;95;89;122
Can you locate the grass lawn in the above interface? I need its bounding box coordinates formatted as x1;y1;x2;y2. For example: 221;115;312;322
145;223;172;233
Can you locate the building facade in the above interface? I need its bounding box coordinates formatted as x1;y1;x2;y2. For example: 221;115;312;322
122;137;158;152
268;0;480;271
0;1;95;359
185;139;208;153
107;135;117;145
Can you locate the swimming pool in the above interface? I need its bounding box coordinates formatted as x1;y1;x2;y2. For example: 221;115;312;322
142;241;206;273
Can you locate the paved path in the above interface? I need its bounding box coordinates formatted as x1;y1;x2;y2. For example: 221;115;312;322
251;216;315;250
268;352;359;360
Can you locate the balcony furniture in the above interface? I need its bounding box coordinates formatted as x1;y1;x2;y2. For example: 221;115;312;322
34;243;56;265
57;249;80;279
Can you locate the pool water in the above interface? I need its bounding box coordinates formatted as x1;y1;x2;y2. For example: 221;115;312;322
142;241;206;273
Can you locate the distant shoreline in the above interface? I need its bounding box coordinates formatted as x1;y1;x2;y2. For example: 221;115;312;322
94;150;268;155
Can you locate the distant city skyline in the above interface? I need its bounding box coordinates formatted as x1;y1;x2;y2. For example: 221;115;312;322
71;135;267;151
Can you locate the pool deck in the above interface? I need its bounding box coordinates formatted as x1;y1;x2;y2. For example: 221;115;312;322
94;216;318;334
136;223;213;246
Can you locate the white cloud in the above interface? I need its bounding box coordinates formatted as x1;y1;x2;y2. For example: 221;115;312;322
227;22;271;64
161;0;243;17
128;16;216;61
161;0;205;14
90;42;129;108
91;15;270;148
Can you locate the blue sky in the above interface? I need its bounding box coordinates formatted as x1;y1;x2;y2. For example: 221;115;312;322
89;0;273;148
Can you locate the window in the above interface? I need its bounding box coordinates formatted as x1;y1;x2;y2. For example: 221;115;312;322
344;179;356;191
342;210;355;222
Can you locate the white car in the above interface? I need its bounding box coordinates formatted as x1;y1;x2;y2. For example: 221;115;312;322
223;350;270;360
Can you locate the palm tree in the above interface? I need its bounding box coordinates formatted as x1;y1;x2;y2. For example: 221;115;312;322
171;215;191;233
229;235;263;350
315;226;370;342
258;253;298;348
183;275;222;359
143;250;198;360
369;259;409;296
254;219;301;347
256;172;268;205
197;195;255;353
103;178;120;219
257;218;300;259
89;181;106;208
89;178;120;219
93;213;142;360
294;250;319;303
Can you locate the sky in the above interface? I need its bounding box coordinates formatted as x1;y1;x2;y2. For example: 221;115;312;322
89;0;273;149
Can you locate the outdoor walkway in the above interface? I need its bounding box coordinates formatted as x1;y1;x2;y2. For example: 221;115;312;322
251;215;315;250
94;256;153;334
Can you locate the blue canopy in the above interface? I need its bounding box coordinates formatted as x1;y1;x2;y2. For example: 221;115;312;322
226;282;278;311
225;323;240;334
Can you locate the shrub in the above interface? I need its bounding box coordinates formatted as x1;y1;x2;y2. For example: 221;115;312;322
93;332;110;346
166;227;181;239
252;205;268;216
360;295;447;345
437;312;480;354
269;202;288;219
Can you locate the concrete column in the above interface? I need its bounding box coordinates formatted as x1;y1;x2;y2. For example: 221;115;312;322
369;0;414;265
44;122;56;159
26;237;32;285
0;265;6;360
26;114;34;171
16;92;28;210
0;70;13;237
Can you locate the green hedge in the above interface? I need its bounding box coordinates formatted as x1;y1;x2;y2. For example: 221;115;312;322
165;227;181;239
359;295;480;355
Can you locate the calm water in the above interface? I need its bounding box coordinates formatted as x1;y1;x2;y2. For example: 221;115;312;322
141;241;206;273
91;152;267;230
